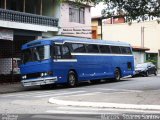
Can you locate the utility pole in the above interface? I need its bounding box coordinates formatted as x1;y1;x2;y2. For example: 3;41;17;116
101;16;103;40
141;26;145;48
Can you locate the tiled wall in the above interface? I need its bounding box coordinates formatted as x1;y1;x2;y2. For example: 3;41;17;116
0;58;12;75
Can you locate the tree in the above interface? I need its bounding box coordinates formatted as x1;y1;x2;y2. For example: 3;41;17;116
66;0;160;22
103;0;160;22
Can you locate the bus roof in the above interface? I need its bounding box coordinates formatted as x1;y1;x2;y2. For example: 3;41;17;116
22;36;131;50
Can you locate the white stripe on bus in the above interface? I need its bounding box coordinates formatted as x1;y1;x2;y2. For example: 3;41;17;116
53;59;77;62
71;53;133;56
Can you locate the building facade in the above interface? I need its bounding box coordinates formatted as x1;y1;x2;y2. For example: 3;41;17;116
91;16;156;67
59;1;92;38
0;0;92;82
92;16;125;39
102;21;160;68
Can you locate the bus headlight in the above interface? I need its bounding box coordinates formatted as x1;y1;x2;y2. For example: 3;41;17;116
41;71;52;77
41;73;44;77
44;73;47;76
22;75;27;79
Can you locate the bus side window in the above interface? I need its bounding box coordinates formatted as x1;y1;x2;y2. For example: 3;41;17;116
110;46;121;54
99;45;111;53
71;43;86;53
52;45;62;59
121;47;132;54
86;44;99;53
62;45;72;59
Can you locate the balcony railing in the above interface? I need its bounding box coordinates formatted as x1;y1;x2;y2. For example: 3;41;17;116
0;9;58;27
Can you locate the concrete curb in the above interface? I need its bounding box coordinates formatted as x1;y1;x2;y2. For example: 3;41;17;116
0;83;24;94
49;98;160;111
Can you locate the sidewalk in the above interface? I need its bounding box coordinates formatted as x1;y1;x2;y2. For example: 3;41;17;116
49;89;160;111
0;82;24;94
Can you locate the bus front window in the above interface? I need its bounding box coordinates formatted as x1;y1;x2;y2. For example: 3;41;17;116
22;45;50;64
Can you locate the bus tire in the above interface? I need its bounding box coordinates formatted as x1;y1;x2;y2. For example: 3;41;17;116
68;71;77;87
114;68;121;81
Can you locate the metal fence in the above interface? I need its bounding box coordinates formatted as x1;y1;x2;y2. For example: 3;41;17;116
0;9;58;27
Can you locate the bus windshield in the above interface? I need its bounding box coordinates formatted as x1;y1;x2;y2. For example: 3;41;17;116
22;45;50;64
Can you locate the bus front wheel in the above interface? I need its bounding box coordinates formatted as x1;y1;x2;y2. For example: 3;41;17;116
68;71;77;87
114;68;121;81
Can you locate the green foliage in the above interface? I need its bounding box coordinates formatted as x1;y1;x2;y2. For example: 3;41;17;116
146;59;158;66
102;0;160;22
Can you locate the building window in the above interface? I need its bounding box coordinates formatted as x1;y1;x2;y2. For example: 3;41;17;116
69;6;85;24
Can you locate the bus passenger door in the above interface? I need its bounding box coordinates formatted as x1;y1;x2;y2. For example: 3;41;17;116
52;44;73;83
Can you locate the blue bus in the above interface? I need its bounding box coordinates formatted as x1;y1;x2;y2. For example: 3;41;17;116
20;36;134;87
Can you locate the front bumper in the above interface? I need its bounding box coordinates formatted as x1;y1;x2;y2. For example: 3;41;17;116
21;76;57;87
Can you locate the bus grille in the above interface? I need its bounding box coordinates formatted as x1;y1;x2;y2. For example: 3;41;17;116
26;73;41;79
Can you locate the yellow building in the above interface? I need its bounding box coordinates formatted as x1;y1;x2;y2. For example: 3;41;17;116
91;16;102;39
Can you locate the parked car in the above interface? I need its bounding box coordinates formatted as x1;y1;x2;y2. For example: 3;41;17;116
133;62;157;77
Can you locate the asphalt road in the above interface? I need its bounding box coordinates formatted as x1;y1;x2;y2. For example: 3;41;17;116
0;75;160;120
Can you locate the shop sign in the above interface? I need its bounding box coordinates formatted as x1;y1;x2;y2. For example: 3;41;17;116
61;28;92;35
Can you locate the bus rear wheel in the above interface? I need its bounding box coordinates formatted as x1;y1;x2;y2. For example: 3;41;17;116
114;68;121;81
68;71;77;87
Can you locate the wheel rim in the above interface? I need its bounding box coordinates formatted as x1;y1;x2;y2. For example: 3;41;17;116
115;70;120;80
69;74;76;86
146;71;148;76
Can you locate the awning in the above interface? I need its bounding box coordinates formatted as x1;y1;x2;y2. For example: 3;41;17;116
132;46;150;51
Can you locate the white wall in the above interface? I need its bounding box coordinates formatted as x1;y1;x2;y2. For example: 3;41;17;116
158;50;160;69
133;52;145;65
103;21;160;53
102;21;160;68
